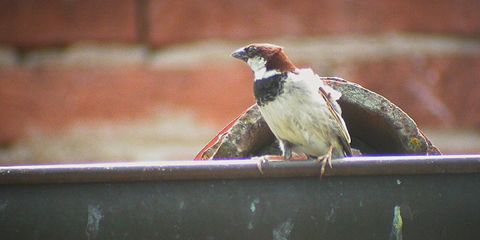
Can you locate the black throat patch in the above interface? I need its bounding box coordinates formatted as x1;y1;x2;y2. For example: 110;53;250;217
254;73;287;106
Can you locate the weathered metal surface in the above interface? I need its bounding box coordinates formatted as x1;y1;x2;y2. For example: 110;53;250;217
329;80;439;155
196;80;440;160
209;105;275;159
0;156;480;240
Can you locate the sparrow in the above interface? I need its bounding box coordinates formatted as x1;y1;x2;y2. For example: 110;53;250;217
231;43;352;175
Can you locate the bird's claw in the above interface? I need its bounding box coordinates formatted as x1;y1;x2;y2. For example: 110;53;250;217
253;155;288;174
252;156;269;174
316;146;333;178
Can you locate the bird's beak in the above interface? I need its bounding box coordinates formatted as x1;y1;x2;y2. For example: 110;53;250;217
231;47;248;62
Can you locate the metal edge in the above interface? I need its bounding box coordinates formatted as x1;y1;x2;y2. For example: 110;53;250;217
0;155;479;185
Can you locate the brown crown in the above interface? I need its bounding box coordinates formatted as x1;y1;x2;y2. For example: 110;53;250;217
250;44;297;72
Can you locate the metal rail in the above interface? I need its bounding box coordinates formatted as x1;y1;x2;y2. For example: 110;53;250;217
1;155;479;184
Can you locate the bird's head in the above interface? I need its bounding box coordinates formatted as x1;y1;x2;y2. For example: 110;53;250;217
231;43;297;79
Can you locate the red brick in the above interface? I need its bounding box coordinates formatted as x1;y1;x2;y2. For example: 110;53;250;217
0;64;254;144
332;56;480;129
0;0;138;48
148;0;480;46
1;54;479;145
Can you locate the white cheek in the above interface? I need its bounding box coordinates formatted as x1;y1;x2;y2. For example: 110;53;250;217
247;57;267;72
248;57;281;80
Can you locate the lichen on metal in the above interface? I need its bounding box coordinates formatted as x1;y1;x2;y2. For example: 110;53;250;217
197;80;440;160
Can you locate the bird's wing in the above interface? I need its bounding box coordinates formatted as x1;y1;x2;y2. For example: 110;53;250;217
318;86;352;156
293;68;352;156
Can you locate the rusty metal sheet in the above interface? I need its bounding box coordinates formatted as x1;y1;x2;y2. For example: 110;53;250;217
196;80;441;160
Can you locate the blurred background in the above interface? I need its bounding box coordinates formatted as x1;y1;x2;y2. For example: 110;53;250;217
0;0;479;165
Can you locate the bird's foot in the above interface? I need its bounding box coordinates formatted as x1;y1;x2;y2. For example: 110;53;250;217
316;146;333;178
252;155;282;174
252;155;308;174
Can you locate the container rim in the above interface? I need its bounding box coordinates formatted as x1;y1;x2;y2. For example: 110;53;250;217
0;155;479;185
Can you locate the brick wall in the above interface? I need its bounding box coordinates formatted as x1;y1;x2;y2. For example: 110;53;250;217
0;0;479;163
2;0;479;47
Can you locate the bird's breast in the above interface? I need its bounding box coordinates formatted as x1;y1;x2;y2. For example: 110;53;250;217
253;73;287;106
258;81;340;156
